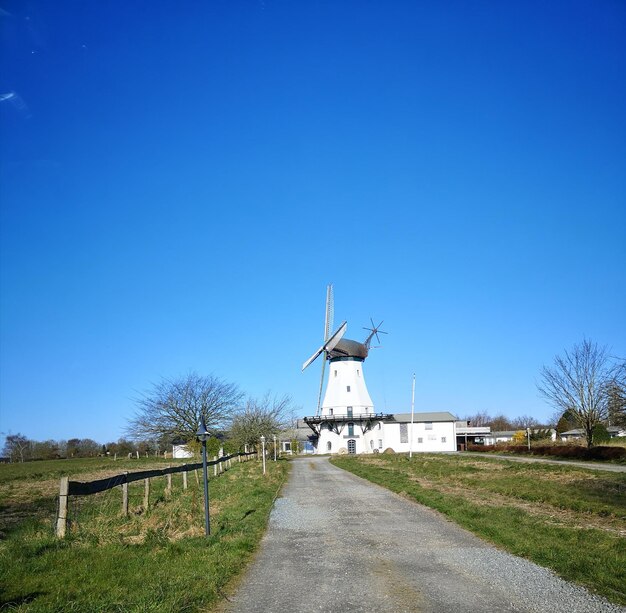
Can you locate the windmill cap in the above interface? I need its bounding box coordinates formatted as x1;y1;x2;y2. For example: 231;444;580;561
329;338;369;360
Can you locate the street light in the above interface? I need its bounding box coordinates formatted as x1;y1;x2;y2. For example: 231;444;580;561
196;416;211;536
260;435;266;475
273;434;277;461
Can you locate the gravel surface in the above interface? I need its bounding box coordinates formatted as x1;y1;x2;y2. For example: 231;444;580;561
225;456;625;613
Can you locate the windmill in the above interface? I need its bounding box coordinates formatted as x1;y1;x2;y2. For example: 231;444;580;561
302;285;387;443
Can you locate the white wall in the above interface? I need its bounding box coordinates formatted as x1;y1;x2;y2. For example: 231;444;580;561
315;420;456;454
321;359;373;417
172;444;194;459
383;421;456;453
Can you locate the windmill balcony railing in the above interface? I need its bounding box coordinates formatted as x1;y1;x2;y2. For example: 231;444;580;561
304;413;393;424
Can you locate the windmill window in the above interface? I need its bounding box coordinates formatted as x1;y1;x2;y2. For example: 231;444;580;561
378;422;382;430
370;440;374;450
346;386;351;392
357;370;360;377
348;422;354;436
378;439;383;449
334;370;337;377
417;437;423;444
329;408;333;416
347;406;353;418
400;423;408;443
327;441;332;452
441;437;446;443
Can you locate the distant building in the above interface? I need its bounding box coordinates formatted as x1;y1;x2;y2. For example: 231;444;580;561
560;427;625;441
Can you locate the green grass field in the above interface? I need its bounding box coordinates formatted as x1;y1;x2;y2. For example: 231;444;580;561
0;456;288;612
332;453;626;606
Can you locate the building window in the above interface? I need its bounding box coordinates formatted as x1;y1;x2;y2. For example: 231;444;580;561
329;408;333;416
378;422;382;430
370;440;374;450
284;442;291;451
348;440;356;454
400;423;408;444
334;370;337;377
425;422;433;430
417;437;423;444
348;422;354;436
347;385;351;392
357;369;360;377
378;439;383;449
327;441;332;452
441;437;446;443
428;435;436;441
347;406;353;418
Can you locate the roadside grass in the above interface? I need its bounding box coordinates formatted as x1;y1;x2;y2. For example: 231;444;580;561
332;453;626;606
0;457;288;612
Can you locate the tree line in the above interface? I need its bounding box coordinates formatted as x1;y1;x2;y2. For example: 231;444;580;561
3;372;297;463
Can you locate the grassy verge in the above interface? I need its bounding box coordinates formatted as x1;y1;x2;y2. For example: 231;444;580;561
332;453;626;606
0;457;288;612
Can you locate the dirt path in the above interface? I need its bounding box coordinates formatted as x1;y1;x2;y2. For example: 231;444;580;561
225;456;624;613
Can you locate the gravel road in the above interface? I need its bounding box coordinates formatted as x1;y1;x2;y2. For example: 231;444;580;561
225;456;624;613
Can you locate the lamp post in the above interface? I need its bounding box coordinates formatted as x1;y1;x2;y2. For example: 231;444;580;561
273;434;277;461
260;435;266;475
196;416;211;536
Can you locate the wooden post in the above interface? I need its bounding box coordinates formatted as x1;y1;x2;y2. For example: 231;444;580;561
213;456;218;477
166;465;172;495
122;472;129;516
114;453;117;461
144;478;150;510
183;466;188;490
194;468;200;486
238;454;241;463
56;477;69;538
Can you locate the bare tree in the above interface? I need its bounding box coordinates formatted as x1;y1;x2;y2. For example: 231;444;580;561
127;372;243;443
2;433;31;463
537;339;624;448
228;393;293;450
511;415;540;430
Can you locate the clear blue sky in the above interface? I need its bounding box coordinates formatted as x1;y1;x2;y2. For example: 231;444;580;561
1;1;625;444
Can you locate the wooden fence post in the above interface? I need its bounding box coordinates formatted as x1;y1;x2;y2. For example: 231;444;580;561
166;465;172;495
213;456;218;477
194;468;200;486
122;472;129;516
144;478;150;510
182;466;188;490
56;477;69;538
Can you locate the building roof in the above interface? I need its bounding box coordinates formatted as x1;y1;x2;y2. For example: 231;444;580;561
561;427;624;436
391;411;458;423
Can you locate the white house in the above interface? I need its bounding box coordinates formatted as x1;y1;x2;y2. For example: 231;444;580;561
304;411;458;454
561;426;626;441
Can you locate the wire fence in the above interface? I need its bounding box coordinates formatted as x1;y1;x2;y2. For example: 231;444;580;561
55;451;257;538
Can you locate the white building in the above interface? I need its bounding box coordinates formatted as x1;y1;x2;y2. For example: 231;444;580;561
302;285;456;454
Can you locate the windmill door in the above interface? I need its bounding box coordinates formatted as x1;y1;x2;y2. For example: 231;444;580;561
348;440;356;454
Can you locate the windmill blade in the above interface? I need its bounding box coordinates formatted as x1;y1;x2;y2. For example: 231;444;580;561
324;284;334;341
301;321;347;371
316;357;327;417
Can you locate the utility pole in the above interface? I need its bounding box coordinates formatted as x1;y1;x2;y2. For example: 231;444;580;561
409;373;416;459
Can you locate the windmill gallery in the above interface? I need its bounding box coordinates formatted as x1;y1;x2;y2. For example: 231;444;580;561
301;286;459;455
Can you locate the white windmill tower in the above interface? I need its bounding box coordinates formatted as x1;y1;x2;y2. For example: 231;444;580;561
302;285;387;454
